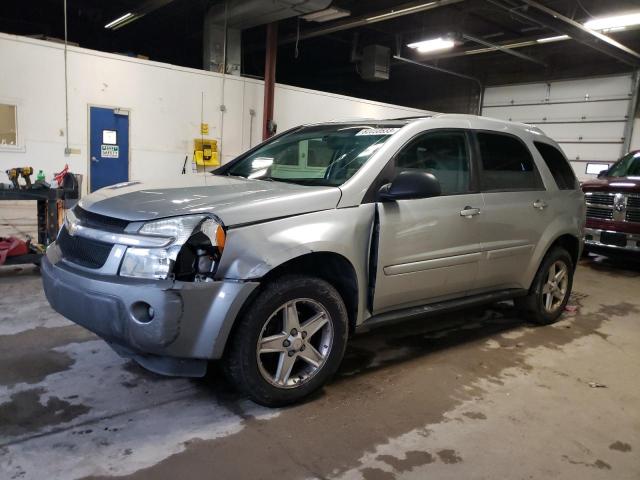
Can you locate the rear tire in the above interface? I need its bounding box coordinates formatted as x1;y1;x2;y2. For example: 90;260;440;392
224;274;348;407
515;247;574;325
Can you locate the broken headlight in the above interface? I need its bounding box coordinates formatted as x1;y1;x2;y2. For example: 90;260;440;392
119;215;225;280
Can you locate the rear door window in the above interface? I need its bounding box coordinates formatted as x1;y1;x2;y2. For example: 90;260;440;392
534;142;578;190
476;132;543;192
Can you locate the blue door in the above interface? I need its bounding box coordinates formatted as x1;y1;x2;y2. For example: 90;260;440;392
89;106;129;192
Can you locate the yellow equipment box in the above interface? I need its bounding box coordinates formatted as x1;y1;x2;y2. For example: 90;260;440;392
194;138;219;167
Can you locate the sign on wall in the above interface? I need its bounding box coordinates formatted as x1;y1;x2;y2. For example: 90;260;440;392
101;144;119;158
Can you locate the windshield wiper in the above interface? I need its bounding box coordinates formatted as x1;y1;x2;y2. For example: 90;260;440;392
259;176;298;184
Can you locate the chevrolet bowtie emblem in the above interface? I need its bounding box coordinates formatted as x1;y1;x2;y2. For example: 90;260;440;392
67;221;78;236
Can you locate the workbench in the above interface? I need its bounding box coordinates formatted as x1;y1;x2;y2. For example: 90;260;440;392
0;186;78;265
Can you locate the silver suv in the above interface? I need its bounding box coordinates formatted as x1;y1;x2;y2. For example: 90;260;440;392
42;115;585;406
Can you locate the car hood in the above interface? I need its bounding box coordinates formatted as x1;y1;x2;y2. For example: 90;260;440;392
582;176;640;193
78;175;342;227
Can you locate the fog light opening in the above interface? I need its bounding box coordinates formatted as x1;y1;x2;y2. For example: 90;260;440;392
131;301;155;323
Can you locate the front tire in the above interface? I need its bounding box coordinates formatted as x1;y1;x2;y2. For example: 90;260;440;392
224;275;348;407
515;247;574;325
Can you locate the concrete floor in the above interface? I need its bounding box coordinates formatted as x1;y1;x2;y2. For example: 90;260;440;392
1;238;639;478
0;202;38;240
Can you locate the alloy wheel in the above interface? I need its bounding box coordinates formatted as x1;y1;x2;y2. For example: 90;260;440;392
256;298;334;389
542;260;569;313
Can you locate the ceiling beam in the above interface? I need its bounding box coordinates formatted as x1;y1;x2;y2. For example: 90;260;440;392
392;55;483;113
487;0;640;67
279;0;464;45
392;55;482;85
414;22;640;62
462;32;546;66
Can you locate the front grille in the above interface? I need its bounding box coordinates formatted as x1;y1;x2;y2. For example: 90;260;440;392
627;196;640;210
626;210;640;223
585;193;614;206
57;226;114;269
74;207;129;233
586;206;613;220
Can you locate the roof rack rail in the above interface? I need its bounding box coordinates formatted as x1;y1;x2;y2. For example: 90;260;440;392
386;115;434;121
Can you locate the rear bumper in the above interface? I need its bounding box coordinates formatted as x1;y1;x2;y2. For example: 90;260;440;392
584;227;640;254
41;247;259;375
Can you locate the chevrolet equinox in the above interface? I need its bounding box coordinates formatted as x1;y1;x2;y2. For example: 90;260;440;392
42;115;585;406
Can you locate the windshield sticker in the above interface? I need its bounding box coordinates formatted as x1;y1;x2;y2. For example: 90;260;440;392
355;128;400;136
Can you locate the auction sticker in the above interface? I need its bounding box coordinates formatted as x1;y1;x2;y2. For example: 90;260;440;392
356;128;400;136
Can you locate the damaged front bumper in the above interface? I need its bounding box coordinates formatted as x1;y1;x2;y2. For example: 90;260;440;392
41;244;258;377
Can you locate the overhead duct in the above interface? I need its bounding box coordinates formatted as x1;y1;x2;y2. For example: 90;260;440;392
203;0;332;73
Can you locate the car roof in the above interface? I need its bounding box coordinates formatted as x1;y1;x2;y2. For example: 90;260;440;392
303;113;547;138
433;113;545;134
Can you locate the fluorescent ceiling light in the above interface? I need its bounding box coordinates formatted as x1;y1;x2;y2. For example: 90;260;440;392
104;12;133;29
366;2;436;22
407;37;455;53
584;12;640;31
536;35;570;43
302;7;350;23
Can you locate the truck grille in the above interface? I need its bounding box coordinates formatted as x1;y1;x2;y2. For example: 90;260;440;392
627;210;640;223
585;193;614;206
74;207;129;233
57;226;114;269
586;206;613;220
627;196;640;210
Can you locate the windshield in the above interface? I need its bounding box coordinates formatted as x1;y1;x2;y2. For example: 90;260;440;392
219;124;402;186
607;151;640;178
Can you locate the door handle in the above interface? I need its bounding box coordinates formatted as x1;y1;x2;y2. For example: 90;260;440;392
91;156;99;163
533;199;548;210
460;206;481;218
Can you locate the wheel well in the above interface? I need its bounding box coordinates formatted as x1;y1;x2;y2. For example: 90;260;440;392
549;234;580;269
259;252;359;335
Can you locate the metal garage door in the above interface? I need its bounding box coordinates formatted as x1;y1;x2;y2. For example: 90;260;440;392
482;74;638;182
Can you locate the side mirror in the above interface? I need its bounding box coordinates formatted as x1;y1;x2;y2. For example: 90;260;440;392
378;170;441;201
597;169;608;178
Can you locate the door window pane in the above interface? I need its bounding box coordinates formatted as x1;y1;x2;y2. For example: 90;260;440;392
477;132;542;191
0;104;17;146
395;131;470;195
102;129;117;145
534;142;578;190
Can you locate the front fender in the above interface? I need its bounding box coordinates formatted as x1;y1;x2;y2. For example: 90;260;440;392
217;205;376;325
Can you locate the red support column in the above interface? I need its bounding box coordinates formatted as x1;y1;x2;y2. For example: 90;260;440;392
262;22;278;141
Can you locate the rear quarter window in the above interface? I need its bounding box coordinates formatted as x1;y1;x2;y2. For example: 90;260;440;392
533;142;578;190
477;132;543;192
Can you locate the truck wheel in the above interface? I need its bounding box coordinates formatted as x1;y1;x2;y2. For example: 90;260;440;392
224;274;348;407
515;247;574;325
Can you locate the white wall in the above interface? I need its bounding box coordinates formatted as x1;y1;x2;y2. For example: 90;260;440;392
631;118;640;151
0;33;429;194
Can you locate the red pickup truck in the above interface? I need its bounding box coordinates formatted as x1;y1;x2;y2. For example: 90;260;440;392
582;150;640;255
